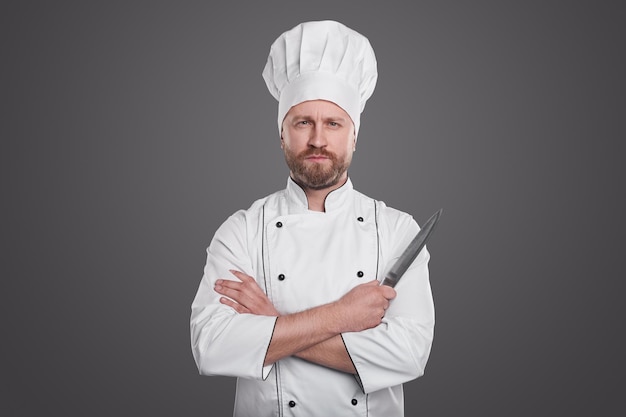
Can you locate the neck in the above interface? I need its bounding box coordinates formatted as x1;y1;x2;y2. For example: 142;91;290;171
293;175;348;212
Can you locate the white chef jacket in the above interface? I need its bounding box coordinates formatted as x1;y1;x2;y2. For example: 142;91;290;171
191;177;435;416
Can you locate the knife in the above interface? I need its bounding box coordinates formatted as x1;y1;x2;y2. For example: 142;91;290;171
381;208;442;288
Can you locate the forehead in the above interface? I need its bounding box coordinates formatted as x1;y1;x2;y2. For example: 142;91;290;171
285;100;350;119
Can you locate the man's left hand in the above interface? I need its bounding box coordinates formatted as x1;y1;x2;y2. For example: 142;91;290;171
214;270;279;316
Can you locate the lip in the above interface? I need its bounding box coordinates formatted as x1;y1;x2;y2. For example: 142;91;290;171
305;155;330;161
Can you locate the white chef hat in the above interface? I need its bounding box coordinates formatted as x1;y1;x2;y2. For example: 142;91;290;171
262;20;378;138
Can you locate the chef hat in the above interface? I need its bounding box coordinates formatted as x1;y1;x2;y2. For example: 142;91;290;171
262;20;378;138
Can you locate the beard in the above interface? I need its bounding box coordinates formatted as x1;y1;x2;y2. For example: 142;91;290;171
284;146;352;190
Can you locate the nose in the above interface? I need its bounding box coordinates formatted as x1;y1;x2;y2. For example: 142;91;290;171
307;124;327;148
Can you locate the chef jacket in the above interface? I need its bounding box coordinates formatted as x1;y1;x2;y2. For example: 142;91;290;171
191;177;435;416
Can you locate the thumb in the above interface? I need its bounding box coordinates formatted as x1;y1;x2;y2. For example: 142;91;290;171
381;285;397;300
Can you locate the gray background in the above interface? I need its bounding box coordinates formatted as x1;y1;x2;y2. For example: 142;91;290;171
3;1;625;416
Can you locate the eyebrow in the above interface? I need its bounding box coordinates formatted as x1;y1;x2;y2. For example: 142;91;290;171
289;114;348;123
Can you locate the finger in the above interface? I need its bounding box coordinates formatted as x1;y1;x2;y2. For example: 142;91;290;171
219;279;264;302
219;297;249;314
217;282;261;311
230;270;254;283
381;286;397;300
230;271;266;296
214;283;243;301
215;279;244;293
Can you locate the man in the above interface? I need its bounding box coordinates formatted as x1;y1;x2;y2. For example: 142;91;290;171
190;20;435;416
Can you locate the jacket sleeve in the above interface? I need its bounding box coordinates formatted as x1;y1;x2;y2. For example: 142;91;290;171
190;211;277;380
341;210;435;393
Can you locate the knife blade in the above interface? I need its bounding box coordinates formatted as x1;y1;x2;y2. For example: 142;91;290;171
381;208;442;288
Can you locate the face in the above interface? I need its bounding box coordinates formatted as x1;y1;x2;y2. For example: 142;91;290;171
281;100;356;191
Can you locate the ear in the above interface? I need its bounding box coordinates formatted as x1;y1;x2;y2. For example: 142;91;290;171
280;125;285;148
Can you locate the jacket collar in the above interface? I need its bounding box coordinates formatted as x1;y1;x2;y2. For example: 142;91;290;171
285;176;354;213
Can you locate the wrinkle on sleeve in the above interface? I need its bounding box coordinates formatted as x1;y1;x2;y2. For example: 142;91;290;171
342;208;435;393
190;211;277;380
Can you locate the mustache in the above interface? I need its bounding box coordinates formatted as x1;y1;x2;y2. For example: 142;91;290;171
297;148;337;160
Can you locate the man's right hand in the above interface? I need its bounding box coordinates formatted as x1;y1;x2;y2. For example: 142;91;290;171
214;270;279;317
333;280;397;333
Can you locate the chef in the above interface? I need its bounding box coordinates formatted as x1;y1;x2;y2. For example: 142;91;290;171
190;20;435;416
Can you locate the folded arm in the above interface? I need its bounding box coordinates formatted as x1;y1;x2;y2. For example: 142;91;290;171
215;271;395;373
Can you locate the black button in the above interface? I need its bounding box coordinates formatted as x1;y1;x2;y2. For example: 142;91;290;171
357;216;364;222
351;399;358;406
278;274;285;281
276;221;283;228
288;400;296;408
357;271;364;278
